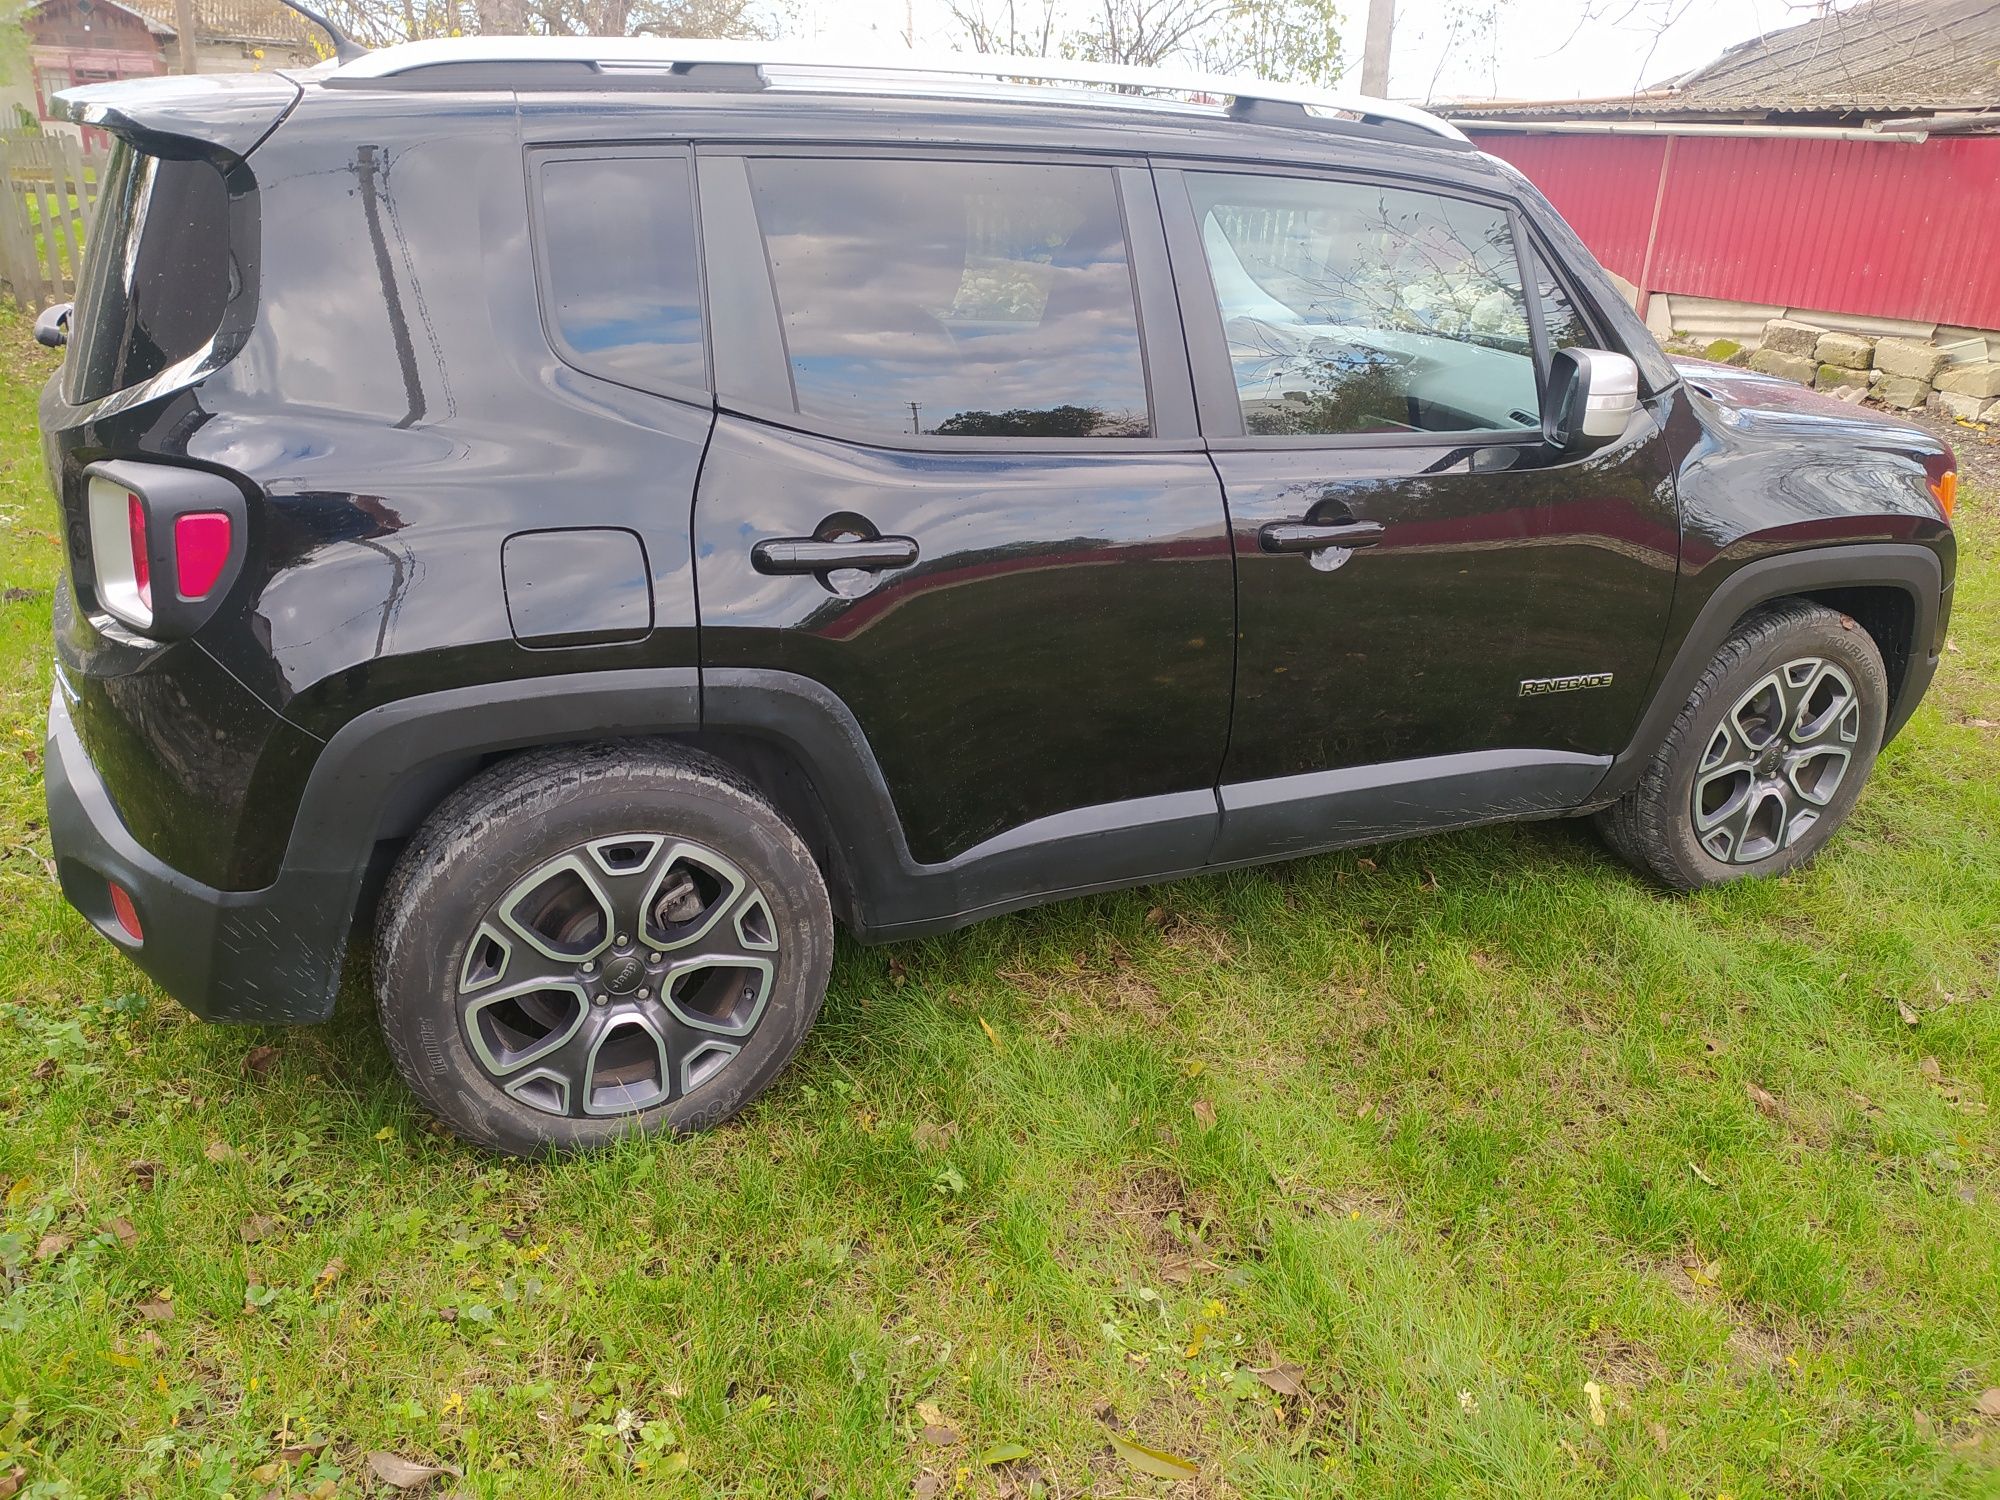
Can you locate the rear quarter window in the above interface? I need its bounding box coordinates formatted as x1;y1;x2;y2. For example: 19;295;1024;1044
67;145;233;405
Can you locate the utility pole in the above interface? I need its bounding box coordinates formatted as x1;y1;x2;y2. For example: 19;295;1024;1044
174;0;198;74
1360;0;1392;97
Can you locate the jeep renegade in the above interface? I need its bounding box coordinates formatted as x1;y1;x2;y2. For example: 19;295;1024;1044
37;43;1957;1152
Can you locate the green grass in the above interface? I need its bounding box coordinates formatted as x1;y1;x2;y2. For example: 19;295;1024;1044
1;300;1997;1497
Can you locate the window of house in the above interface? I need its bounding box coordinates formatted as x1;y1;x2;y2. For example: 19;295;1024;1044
536;152;706;395
744;157;1151;438
1187;172;1544;437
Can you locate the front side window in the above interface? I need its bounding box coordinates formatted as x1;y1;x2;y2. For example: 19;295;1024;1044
745;157;1151;438
537;152;706;394
1187;172;1542;437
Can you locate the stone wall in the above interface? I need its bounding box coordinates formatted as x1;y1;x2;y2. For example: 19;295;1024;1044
1737;318;2000;423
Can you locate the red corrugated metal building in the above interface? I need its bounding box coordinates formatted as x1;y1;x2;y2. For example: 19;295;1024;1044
1448;0;2000;342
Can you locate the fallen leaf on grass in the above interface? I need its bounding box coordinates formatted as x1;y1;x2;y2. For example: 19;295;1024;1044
239;1214;279;1243
1108;1432;1198;1480
1920;1056;1943;1081
204;1141;238;1164
1966;717;1998;731
1144;906;1167;927
1584;1380;1607;1428
276;1439;330;1463
128;1160;159;1190
1191;1098;1217;1131
137;1296;173;1323
978;1441;1032;1465
1892;997;1921;1027
1687;1160;1721;1188
367;1452;455;1489
311;1257;345;1297
1976;1388;2000;1419
912;1474;942;1500
104;1217;137;1249
1648;1420;1670;1453
911;1120;958;1152
978;1016;1003;1052
1746;1081;1781;1119
241;1045;279;1080
1356;857;1377;873
919;1425;961;1447
30;1057;55;1082
34;1233;71;1262
0;1464;23;1499
4;1176;39;1212
1254;1363;1307;1398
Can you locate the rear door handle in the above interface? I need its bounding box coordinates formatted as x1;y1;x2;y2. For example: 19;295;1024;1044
751;535;920;575
1258;519;1387;554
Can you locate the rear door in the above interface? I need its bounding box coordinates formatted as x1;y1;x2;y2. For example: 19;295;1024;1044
691;148;1235;873
1154;162;1682;860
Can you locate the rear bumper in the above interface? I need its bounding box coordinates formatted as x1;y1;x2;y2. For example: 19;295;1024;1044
45;683;352;1023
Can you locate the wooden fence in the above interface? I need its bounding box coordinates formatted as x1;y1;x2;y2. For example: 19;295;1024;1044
0;132;113;312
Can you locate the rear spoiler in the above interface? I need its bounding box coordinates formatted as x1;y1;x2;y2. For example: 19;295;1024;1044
56;71;301;163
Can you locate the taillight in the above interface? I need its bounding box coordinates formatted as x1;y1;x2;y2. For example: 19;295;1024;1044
83;461;246;638
127;493;152;611
88;474;154;631
173;512;233;600
1922;448;1957;521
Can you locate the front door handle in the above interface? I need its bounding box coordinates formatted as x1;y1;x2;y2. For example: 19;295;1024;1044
751;534;920;575
1258;519;1387;555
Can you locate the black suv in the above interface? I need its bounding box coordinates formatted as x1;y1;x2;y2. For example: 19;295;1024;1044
38;44;1956;1152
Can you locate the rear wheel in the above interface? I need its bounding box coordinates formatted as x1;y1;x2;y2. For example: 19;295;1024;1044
1597;599;1888;890
375;743;832;1154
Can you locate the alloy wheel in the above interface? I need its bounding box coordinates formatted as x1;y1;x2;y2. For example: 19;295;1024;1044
1690;656;1861;864
456;834;779;1117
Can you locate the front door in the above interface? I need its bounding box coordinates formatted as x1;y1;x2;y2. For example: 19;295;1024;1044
1153;163;1682;860
692;149;1235;880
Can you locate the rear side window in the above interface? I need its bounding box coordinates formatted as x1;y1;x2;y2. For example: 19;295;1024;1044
1186;172;1542;437
68;145;232;404
535;152;706;395
744;157;1151;439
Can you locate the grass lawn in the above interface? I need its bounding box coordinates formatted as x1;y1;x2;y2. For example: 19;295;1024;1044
0;301;1996;1498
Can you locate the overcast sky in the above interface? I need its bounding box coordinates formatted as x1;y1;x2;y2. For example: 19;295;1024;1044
790;0;1827;104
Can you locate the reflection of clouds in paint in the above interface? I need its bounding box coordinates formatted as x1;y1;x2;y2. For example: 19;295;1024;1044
749;158;1151;435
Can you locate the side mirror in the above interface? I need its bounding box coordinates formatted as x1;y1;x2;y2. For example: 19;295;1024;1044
1545;347;1639;451
34;302;71;349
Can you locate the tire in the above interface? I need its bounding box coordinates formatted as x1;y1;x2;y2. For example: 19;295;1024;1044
1597;599;1888;891
374;741;833;1155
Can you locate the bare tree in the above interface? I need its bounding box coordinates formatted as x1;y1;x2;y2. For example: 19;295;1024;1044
944;0;1063;56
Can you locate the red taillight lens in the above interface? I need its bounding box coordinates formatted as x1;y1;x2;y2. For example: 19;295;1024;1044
173;511;232;600
108;882;144;943
126;493;152;611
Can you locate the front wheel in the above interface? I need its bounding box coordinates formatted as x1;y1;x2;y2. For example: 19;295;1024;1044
1598;599;1888;890
374;743;833;1155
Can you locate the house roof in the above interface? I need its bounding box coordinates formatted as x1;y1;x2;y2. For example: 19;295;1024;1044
30;0;320;46
1452;0;2000;120
122;0;319;45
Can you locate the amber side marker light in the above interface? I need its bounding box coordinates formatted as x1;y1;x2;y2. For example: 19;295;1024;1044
1930;469;1957;520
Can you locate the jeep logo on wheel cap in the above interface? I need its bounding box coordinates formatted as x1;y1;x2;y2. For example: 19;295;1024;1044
600;952;646;994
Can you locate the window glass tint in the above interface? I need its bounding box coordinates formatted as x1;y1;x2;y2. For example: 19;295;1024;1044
69;145;232;404
746;157;1150;438
539;154;705;392
1187;172;1541;437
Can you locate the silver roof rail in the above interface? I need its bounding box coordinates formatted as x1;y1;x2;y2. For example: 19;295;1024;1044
326;38;1470;144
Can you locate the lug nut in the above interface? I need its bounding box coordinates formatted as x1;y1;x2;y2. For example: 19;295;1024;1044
649;951;664;963
636;987;650;1000
582;960;595;973
593;994;607;1006
616;932;629;946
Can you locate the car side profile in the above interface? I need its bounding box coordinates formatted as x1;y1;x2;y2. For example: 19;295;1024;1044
38;42;1956;1152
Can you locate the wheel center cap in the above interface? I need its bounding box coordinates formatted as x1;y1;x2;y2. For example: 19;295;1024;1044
600;952;646;995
